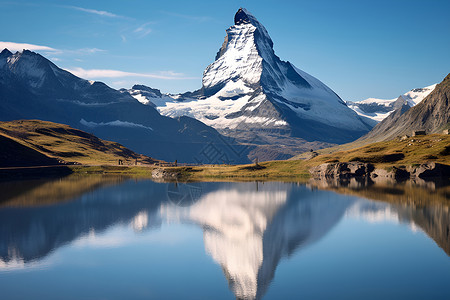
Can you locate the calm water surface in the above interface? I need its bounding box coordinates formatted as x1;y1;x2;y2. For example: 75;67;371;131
0;176;449;300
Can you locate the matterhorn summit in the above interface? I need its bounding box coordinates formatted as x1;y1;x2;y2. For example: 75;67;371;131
128;8;373;160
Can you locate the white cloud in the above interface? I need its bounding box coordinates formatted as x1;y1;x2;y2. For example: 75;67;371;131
67;6;122;18
66;67;198;80
134;22;153;37
0;42;105;57
75;48;106;54
0;41;58;52
158;70;184;77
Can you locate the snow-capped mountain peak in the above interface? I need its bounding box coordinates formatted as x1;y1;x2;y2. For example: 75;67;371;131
122;8;374;161
347;84;437;123
128;8;372;150
201;7;371;135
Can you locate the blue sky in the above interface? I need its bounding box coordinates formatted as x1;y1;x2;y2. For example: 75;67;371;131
0;0;449;100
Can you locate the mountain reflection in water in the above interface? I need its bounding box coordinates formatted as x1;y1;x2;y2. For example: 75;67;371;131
0;176;449;299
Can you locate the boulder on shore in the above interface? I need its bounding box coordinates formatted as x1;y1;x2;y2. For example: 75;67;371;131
151;168;180;180
371;167;409;181
407;162;450;179
310;161;450;180
309;162;374;179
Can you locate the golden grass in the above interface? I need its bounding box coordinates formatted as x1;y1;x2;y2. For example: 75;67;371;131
304;134;450;169
0;120;157;165
168;134;450;180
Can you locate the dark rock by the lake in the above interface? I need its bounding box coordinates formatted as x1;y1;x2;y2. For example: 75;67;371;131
407;162;450;179
309;162;374;179
310;161;450;181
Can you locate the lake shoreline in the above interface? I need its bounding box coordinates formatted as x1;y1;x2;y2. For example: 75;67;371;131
2;159;450;183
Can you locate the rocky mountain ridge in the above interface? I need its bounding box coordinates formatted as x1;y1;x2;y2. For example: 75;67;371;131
361;73;450;142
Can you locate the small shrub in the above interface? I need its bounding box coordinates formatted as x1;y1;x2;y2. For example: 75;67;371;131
424;155;438;160
440;146;450;156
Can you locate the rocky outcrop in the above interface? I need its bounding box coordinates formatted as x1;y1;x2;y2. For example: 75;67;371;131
407;162;450;179
310;162;450;180
309;162;374;179
151;168;180;180
371;166;410;181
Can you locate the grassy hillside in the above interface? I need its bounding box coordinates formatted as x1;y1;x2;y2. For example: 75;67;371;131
0;134;60;167
0;120;160;166
304;134;450;168
162;133;450;180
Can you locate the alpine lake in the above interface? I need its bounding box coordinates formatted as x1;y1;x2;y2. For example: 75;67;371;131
0;175;449;300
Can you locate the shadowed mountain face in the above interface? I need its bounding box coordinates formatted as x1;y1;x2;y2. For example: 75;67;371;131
0;49;251;163
1;178;448;299
0;134;60;167
361;73;450;142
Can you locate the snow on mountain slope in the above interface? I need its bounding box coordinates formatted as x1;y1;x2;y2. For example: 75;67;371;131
347;84;436;122
126;8;372;148
402;84;437;106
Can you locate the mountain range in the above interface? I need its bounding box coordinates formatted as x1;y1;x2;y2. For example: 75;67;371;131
0;48;250;163
361;73;450;142
347;84;436;123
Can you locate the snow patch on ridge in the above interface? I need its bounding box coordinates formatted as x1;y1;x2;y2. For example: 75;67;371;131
402;84;437;106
